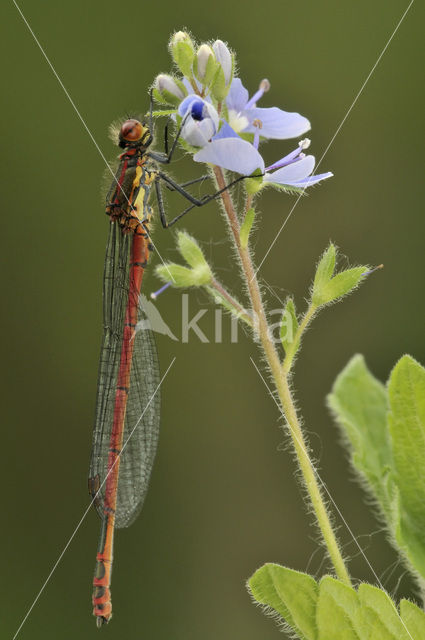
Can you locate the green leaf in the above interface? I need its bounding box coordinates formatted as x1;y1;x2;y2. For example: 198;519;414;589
280;298;299;353
316;577;363;640
152;88;169;105
313;244;336;291
248;564;318;639
177;231;208;269
249;567;421;639
156;263;211;287
400;599;425;639
155;233;212;287
152;109;178;117
311;245;369;306
239;208;255;249
313;267;367;306
327;355;394;519
388;355;425;582
358;584;411;639
329;354;425;591
158;89;182;107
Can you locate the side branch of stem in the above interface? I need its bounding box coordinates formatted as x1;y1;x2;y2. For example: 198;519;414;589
208;278;253;326
283;303;317;375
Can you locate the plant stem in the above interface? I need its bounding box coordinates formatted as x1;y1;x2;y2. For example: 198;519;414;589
213;166;352;587
282;302;317;375
208;278;253;327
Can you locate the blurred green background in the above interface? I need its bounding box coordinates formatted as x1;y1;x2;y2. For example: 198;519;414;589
2;0;424;638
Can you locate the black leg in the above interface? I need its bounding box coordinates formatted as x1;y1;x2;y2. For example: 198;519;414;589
156;171;260;228
156;174;211;228
155;178;206;229
165;174;210;191
164;119;170;156
155;178;168;229
148;112;191;165
163;200;203;228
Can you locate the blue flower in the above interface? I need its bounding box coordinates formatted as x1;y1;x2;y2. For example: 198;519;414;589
178;76;310;144
225;78;310;140
193;134;333;190
178;95;219;147
263;140;333;188
194;129;265;174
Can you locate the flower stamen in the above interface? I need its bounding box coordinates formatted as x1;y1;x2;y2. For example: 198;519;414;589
265;138;311;172
252;118;263;150
246;78;271;109
151;281;172;300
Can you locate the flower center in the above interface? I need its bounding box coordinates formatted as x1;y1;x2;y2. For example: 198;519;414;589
228;109;249;133
191;99;207;121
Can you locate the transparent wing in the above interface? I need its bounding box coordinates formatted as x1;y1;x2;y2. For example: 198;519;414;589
89;222;160;528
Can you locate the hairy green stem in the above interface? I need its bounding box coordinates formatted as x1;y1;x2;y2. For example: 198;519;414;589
282;302;317;375
213;166;351;587
207;278;253;327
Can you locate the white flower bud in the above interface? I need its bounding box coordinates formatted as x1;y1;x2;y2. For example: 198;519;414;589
155;74;185;100
212;40;232;85
196;44;214;80
171;31;190;46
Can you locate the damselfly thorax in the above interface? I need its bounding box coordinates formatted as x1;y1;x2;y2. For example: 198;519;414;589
106;122;157;237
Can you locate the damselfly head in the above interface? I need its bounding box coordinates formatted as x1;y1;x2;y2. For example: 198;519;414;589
118;119;153;149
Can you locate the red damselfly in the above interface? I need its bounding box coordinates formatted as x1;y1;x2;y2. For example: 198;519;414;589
87;103;242;627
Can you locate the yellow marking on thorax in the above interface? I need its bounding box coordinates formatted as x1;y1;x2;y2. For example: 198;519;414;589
129;165;148;221
134;186;146;221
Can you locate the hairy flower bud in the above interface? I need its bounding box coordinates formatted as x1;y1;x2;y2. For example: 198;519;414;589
212;40;232;86
171;31;189;45
194;44;216;85
169;31;195;78
155;74;186;105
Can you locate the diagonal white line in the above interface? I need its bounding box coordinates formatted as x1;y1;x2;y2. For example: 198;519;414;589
11;357;176;640
12;0;174;281
249;357;414;640
253;0;414;280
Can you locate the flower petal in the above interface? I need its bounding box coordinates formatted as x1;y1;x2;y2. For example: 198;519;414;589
245;107;310;139
212;121;240;140
178;94;200;116
226;78;249;112
182;118;216;147
202;102;220;130
264;156;333;188
287;172;334;187
194;138;265;175
264;155;315;183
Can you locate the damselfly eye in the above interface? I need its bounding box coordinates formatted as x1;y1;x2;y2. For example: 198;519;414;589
120;119;143;142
